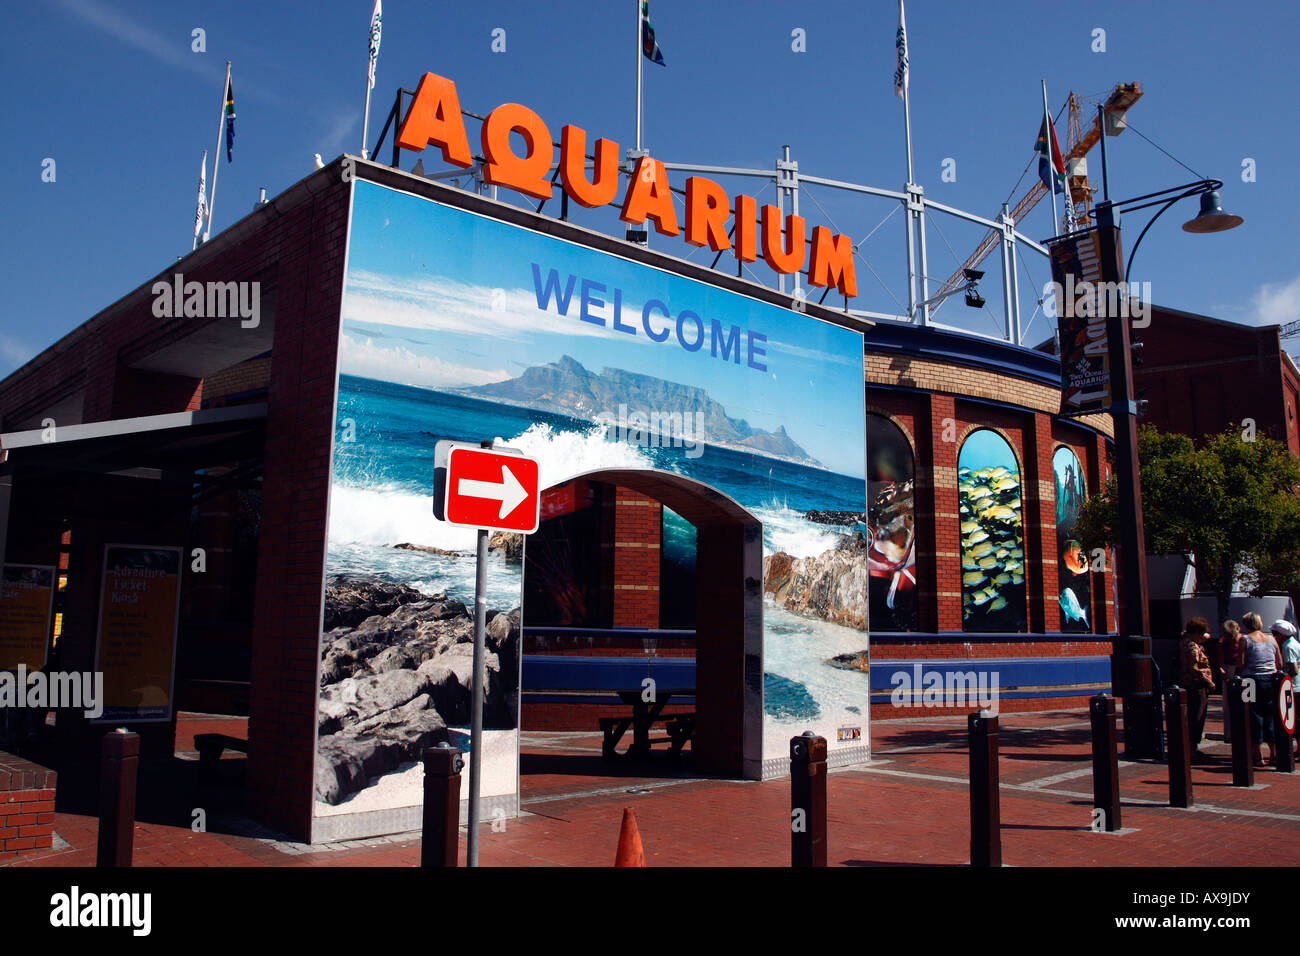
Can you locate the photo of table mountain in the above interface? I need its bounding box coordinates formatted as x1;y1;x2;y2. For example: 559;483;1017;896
458;355;821;467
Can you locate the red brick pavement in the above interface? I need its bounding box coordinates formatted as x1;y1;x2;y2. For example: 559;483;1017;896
5;704;1298;867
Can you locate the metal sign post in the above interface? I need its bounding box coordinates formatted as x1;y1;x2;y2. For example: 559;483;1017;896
467;521;488;866
433;438;541;867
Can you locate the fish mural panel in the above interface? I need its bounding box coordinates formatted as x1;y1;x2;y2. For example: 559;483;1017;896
1053;446;1092;633
867;415;918;631
958;429;1027;631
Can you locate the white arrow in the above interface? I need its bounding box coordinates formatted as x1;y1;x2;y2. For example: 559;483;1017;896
458;464;528;520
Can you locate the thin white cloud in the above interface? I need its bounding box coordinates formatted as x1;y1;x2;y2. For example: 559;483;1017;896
339;333;509;389
342;271;650;346
54;0;208;75
1253;275;1300;327
0;334;34;370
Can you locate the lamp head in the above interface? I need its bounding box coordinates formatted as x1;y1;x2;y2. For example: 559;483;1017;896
1182;190;1243;234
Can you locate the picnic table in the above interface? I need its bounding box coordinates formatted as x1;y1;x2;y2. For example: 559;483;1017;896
600;688;696;761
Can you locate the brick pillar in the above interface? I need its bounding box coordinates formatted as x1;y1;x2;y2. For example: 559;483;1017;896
921;394;960;633
610;487;661;628
246;182;350;842
1025;413;1060;633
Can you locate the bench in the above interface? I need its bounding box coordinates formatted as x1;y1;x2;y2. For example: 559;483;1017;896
195;733;248;788
599;711;696;760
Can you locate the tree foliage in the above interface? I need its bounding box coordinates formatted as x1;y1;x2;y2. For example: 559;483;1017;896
1075;425;1300;610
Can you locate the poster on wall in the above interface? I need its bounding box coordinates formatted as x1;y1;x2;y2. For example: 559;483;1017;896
1053;447;1092;632
94;545;182;722
0;564;56;671
314;178;868;819
866;415;917;631
959;430;1027;632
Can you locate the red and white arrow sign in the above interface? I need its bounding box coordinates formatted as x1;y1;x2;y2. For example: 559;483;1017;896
458;464;529;521
435;442;540;533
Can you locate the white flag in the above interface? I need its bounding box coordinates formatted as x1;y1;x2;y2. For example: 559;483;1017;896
894;0;909;100
368;0;382;90
193;150;208;248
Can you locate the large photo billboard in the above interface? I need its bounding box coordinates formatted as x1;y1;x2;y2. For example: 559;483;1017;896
314;178;868;826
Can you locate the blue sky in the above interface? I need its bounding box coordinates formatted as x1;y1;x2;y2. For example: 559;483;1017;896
3;0;1297;374
342;180;868;476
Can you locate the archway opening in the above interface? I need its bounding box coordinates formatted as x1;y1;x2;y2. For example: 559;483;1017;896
519;468;762;790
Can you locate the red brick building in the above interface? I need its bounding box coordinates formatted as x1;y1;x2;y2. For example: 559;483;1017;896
1132;304;1300;455
0;156;1124;845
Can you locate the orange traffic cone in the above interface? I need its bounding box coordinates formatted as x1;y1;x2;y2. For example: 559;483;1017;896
614;807;645;866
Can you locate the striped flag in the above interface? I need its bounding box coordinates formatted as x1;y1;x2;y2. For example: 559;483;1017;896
368;0;382;89
640;0;665;66
1036;116;1066;194
223;74;236;162
894;0;909;100
193;150;208;249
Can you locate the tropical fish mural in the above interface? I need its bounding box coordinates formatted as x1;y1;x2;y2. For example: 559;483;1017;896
866;414;917;631
958;429;1027;631
1053;446;1092;633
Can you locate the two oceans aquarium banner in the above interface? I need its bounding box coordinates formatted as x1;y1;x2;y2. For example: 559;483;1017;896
313;179;868;820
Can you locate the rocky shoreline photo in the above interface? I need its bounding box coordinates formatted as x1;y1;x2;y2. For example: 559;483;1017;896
315;574;519;805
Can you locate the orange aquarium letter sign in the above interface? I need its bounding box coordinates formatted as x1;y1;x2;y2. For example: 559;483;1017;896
733;194;757;263
481;102;555;200
761;205;805;275
807;226;858;298
396;72;472;167
560;126;621;208
683;177;732;252
620;156;679;237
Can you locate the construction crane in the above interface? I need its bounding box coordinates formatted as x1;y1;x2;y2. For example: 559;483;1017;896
1281;320;1300;340
929;82;1144;311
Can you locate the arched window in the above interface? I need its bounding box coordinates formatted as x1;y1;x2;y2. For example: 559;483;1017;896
866;414;917;631
1053;446;1091;633
958;429;1026;632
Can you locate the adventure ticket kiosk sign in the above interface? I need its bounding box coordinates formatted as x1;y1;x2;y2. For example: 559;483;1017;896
433;440;540;533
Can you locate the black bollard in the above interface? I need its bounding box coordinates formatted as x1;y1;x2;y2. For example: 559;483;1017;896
968;711;1000;867
790;732;827;867
1163;686;1193;808
1227;676;1254;787
1273;677;1295;774
1089;694;1121;832
422;742;464;867
96;728;139;868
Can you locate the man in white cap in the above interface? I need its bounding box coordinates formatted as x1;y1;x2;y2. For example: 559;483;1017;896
1272;620;1299;757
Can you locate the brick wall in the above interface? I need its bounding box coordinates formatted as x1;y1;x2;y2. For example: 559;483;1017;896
0;753;56;855
609;488;661;628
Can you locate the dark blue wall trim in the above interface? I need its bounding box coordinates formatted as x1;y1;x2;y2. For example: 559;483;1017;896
523;655;696;691
865;320;1061;387
870;656;1111;691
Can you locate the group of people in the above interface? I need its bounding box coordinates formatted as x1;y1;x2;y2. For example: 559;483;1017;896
1178;613;1300;766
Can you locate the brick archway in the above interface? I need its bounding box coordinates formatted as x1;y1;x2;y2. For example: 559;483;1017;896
522;468;764;779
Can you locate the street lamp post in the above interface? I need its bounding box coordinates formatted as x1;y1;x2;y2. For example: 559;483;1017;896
1086;144;1242;756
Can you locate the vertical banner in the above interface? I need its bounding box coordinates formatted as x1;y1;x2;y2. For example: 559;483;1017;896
94;545;182;722
1053;447;1092;633
0;565;56;670
1050;228;1111;415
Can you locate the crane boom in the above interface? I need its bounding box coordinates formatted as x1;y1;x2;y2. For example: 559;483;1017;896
929;83;1142;312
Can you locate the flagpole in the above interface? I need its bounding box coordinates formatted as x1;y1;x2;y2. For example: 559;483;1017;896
204;61;230;243
635;0;643;151
1042;79;1058;238
897;0;916;320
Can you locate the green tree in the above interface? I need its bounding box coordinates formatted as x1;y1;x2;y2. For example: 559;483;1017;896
1075;424;1300;629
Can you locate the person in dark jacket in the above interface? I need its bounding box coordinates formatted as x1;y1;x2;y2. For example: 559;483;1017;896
1178;617;1216;762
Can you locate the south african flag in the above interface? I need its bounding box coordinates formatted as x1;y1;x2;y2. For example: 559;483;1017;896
641;0;665;66
224;75;236;163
